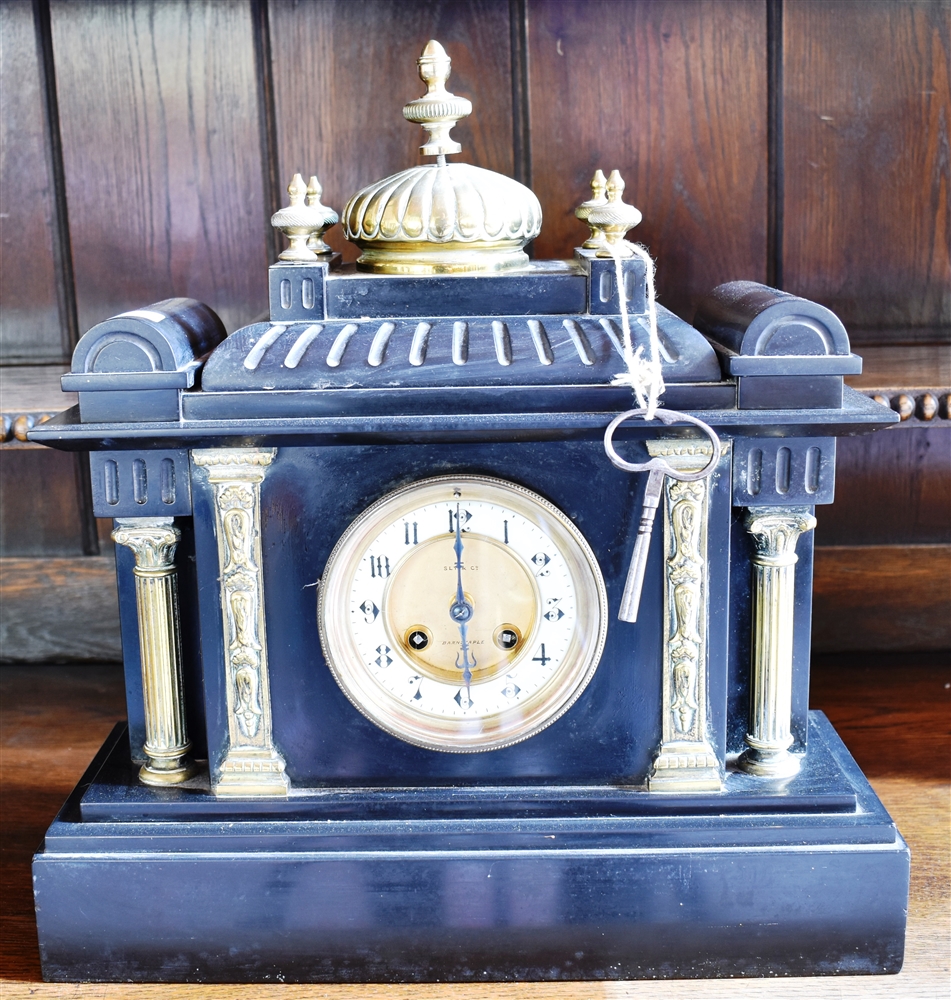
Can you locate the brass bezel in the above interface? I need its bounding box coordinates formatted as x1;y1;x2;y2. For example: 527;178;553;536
317;475;608;753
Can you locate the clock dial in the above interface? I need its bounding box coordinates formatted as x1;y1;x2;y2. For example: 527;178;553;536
318;476;607;751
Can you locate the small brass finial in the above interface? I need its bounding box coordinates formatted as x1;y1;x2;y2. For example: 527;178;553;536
270;173;337;262
575;169;609;249
402;40;472;158
590;169;643;257
304;175;338;255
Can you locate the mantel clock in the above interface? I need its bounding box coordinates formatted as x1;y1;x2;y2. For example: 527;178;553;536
30;40;909;983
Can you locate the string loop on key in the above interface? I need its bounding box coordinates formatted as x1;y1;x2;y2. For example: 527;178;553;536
603;408;721;623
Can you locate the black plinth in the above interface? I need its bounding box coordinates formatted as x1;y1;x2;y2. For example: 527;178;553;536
33;712;908;983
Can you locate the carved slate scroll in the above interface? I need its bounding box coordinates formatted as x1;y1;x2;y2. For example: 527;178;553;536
192;448;288;795
646;440;722;792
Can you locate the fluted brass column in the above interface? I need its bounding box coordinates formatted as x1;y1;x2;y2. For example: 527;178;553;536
739;507;817;778
112;517;196;785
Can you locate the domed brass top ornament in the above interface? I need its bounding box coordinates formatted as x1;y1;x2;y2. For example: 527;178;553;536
342;40;542;275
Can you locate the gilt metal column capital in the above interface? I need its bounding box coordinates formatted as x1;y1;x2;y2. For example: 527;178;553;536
193;447;276;478
745;508;817;566
112;518;180;572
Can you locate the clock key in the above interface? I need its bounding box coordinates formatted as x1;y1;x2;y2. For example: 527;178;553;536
603;407;722;624
618;467;666;623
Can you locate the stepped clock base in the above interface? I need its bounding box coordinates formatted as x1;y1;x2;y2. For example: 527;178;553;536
34;712;908;983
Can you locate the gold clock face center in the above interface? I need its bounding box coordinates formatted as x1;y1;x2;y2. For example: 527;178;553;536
384;533;539;685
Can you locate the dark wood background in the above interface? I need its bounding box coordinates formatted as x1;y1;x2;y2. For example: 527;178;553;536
1;0;948;660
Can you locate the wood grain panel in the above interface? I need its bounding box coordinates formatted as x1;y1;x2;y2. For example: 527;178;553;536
267;0;515;264
0;451;89;557
0;0;64;363
0;556;121;661
815;426;951;546
811;651;951;781
783;0;951;334
1;657;947;995
527;0;768;321
812;544;951;651
0;365;74;449
0;365;73;415
847;343;951;390
0;663;129;986
49;0;270;336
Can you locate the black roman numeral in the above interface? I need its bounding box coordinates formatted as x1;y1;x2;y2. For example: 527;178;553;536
368;554;390;578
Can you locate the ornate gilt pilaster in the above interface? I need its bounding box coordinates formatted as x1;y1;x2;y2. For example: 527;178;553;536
739;507;817;778
646;441;723;792
112;517;196;785
193;448;289;795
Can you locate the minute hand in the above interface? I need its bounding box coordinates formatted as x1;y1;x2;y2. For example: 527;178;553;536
449;504;476;697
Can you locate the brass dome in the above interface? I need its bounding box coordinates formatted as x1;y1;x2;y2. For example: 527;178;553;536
342;40;542;275
343;161;542;275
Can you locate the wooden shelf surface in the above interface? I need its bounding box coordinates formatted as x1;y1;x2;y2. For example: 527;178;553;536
1;655;948;999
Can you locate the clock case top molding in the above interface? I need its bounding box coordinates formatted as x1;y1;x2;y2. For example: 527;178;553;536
29;41;906;986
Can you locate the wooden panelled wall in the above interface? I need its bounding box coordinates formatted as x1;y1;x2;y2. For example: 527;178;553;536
0;0;949;660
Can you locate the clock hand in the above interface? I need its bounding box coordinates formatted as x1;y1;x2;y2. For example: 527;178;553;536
453;504;466;608
449;503;476;699
455;624;476;700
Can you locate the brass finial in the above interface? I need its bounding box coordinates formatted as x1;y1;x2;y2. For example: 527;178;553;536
270;173;337;262
304;175;338;256
575;169;609;249
590;170;643;257
402;40;472;158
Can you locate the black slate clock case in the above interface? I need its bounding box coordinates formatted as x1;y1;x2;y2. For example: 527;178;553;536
29;250;910;982
196;437;730;785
